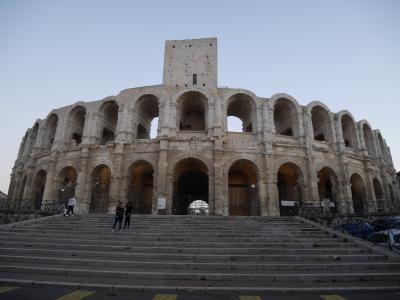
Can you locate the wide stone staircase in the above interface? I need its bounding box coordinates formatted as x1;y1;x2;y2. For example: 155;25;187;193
0;214;399;293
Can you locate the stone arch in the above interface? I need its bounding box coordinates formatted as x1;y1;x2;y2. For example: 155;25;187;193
373;178;385;211
99;100;119;144
32;169;47;209
277;162;304;216
127;160;155;214
28;123;39;154
172;157;209;215
273;97;299;137
135;94;160;139
176;91;208;131
89;164;112;213
360;121;377;157
18;131;28;159
317;167;339;212
350;173;367;214
226;93;257;133
66;105;86;146
339;112;358;149
43;113;58;150
308;102;334;143
54;166;78;206
228;159;260;216
17;175;28;204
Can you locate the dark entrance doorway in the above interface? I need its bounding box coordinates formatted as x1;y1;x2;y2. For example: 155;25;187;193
228;159;260;216
172;158;208;215
90;165;111;213
277;162;303;216
127;161;154;214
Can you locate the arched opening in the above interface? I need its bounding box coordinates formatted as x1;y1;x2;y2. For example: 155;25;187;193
27;123;39;154
317;167;338;213
277;163;303;216
362;124;376;157
341;114;357;148
43;114;58;150
173;158;208;215
100;101;119;145
67;106;86;146
227;94;255;133
55;167;78;208
136;95;159;139
228;159;259;216
350;173;367;214
32;169;46;209
90;165;111;213
227;116;243;132
373;178;385;211
311;105;332;143
274;98;298;137
177;91;207;131
127;161;154;214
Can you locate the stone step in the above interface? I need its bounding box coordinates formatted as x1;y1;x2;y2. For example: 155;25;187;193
0;247;381;262
2;265;400;284
2;255;399;273
0;237;356;249
0;242;368;255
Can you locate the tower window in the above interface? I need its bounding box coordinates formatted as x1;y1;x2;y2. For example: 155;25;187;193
193;74;197;85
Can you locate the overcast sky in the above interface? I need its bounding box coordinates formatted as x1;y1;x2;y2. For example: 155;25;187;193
0;0;399;193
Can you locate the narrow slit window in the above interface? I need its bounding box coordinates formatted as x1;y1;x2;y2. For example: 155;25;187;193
193;74;197;85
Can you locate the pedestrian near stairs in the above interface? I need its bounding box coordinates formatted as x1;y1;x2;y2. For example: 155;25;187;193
112;202;124;231
66;196;76;216
124;201;132;229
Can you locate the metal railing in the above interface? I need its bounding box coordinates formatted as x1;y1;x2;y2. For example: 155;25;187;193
0;199;64;225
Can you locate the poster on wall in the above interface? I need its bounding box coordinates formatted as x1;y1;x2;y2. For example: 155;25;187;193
157;197;166;210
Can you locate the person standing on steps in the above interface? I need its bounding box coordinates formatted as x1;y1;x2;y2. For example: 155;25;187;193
66;196;76;216
112;202;124;232
123;201;132;229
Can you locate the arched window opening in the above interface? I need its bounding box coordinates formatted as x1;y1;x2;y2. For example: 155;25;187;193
341;115;357;149
68;106;86;146
228;159;259;216
173;158;208;215
227;116;243;132
136;95;159;139
277;163;303;216
32;170;47;209
177;91;207;131
274;98;297;137
55;167;78;208
311;106;332;143
90;165;111;213
44;114;58;150
227;94;254;133
317;167;338;213
362;124;376;157
373;178;385;211
127;161;154;214
100;101;119;145
350;173;367;214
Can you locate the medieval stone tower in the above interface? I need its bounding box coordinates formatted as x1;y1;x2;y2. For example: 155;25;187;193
8;37;400;216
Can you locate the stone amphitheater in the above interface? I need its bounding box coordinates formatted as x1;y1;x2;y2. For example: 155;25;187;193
7;37;400;216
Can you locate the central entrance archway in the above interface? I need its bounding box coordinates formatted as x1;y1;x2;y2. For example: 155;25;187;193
277;162;303;216
90;165;111;213
127;160;154;214
172;158;208;215
228;159;260;216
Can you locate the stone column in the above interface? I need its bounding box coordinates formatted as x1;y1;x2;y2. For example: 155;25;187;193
22;164;35;206
108;144;125;213
82;111;100;145
265;155;280;216
155;139;169;214
42;151;59;204
74;147;89;214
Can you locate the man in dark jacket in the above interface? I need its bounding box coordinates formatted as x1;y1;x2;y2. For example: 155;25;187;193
123;202;133;229
112;202;124;232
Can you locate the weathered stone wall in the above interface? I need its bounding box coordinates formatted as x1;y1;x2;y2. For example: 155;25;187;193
8;38;400;215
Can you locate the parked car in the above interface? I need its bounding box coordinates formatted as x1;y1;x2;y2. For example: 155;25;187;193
336;221;374;239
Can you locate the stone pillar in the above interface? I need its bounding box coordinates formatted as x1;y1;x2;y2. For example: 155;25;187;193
42;152;59;204
155;139;169;214
213;139;224;215
82;111;100;145
22;165;35;206
74;147;89;214
108;144;125;213
364;165;376;212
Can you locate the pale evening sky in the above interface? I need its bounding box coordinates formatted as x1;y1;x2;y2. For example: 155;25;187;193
0;0;399;193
